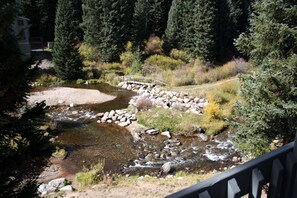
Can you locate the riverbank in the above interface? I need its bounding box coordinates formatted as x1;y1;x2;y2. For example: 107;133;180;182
28;87;116;106
59;172;217;198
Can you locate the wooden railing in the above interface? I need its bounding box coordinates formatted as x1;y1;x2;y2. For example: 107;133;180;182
167;134;297;198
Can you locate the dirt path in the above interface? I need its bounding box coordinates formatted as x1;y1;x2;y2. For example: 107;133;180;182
28;87;116;106
62;173;216;198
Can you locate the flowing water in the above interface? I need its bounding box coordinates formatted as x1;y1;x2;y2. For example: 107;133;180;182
46;83;240;176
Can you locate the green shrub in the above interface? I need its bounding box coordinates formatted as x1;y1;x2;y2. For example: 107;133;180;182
203;102;222;119
144;55;183;70
79;43;100;64
83;67;102;79
102;62;121;70
76;79;84;84
201;119;228;135
76;159;105;187
144;36;163;55
103;72;121;86
170;49;192;63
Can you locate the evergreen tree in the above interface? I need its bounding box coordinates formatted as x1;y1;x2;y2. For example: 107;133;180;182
53;0;82;80
179;0;196;53
81;0;133;62
193;0;217;62
163;0;183;52
132;0;150;45
81;0;101;46
148;0;172;37
234;0;297;156
1;1;49;196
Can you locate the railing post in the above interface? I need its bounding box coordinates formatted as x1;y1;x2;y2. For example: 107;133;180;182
268;159;284;198
293;132;297;157
228;178;240;198
282;152;297;197
199;191;211;198
250;168;264;198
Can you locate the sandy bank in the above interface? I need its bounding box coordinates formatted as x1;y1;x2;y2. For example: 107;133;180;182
28;87;116;106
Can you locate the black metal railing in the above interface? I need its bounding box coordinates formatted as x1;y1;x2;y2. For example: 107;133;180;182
167;135;297;198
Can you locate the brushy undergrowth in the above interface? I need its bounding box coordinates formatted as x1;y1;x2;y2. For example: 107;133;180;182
138;80;240;136
146;58;250;86
76;159;105;187
137;107;227;135
144;55;184;71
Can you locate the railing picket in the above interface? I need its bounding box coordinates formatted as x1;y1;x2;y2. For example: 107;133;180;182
199;191;211;198
294;132;297;157
282;152;297;197
250;168;264;198
228;178;240;198
267;159;284;198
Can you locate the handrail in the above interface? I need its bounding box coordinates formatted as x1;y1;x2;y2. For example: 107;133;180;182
167;135;297;198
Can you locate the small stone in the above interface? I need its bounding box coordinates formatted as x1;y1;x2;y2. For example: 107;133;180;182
161;162;171;174
161;131;171;139
69;103;75;107
145;128;159;135
107;120;112;123
59;185;73;192
72;111;78;115
48;178;66;189
118;122;129;127
197;133;208;142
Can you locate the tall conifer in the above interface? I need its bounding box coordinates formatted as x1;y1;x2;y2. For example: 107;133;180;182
163;0;183;52
234;0;297;156
53;0;82;79
193;0;217;62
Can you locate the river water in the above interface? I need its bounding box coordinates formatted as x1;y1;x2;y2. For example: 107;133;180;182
47;83;240;176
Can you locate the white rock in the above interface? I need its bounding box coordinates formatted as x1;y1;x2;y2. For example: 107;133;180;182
37;184;48;194
145;129;159;135
161;131;171;139
48;178;66;189
118;122;129;127
161;162;171;174
59;185;73;192
69;103;75;107
107;120;112;123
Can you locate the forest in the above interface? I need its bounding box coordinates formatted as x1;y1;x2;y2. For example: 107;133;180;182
0;0;296;197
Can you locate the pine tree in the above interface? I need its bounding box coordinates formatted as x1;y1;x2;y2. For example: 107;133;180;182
81;0;133;62
179;0;196;53
234;0;297;156
163;0;183;52
81;0;101;46
132;0;150;45
53;0;82;80
148;0;172;37
1;1;49;196
193;0;217;62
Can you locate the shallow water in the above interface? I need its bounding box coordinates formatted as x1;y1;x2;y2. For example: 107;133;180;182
47;83;240;176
